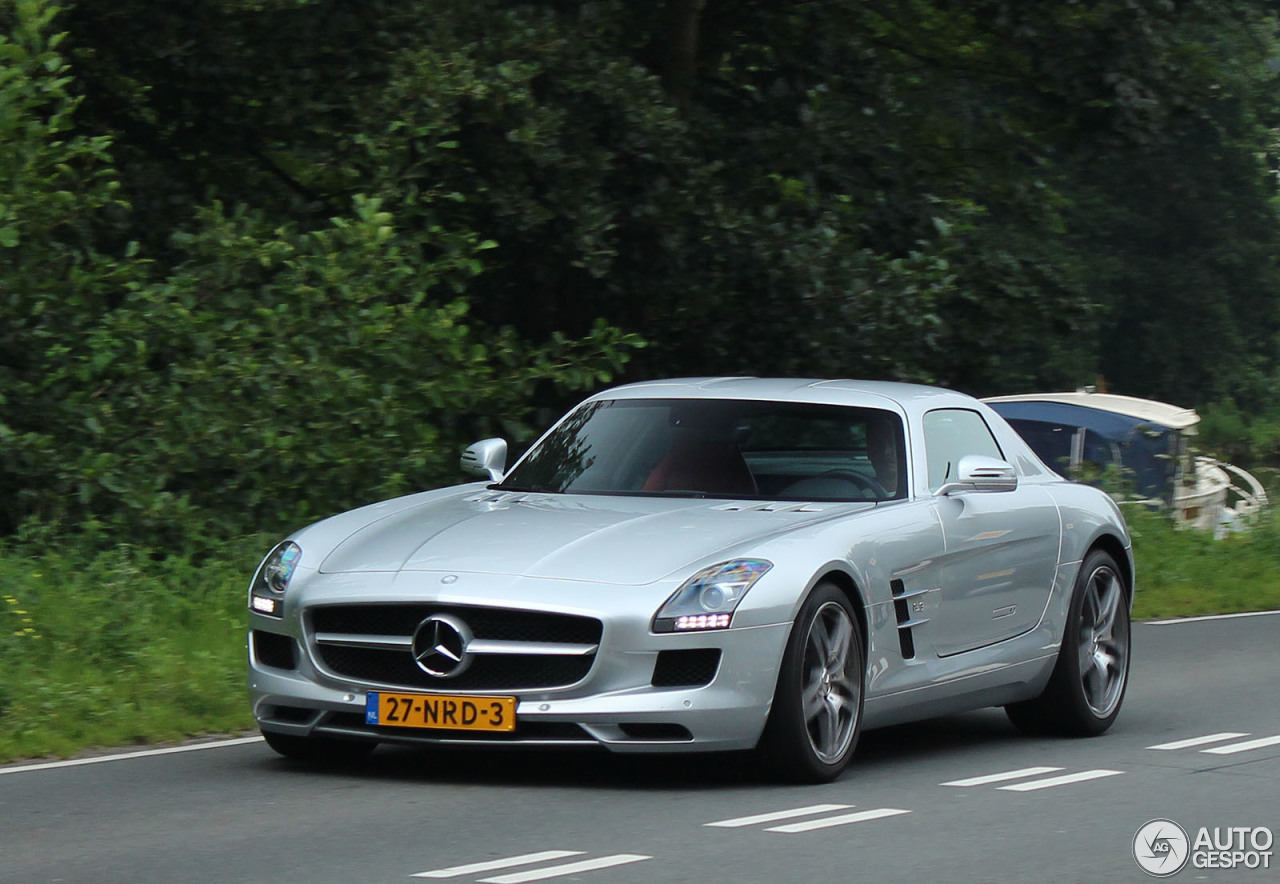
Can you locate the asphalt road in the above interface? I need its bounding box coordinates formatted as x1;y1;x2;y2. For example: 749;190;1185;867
3;612;1277;884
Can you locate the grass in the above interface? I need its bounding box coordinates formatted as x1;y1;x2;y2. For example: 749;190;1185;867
0;540;261;764
1;509;1278;765
1127;505;1280;618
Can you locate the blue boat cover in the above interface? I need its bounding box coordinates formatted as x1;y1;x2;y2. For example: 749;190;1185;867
987;400;1179;501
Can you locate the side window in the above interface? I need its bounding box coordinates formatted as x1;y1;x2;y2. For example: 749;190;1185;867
923;409;1003;492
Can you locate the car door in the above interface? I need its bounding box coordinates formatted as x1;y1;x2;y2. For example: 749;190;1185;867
923;408;1061;656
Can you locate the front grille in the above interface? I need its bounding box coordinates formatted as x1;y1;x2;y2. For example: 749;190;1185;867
317;645;594;690
651;649;721;687
308;603;602;691
311;604;601;645
252;630;297;670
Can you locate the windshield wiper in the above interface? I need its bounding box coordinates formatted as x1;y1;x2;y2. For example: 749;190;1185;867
488;483;551;493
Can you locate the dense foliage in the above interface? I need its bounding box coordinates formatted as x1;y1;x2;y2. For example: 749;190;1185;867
5;0;1280;542
1;0;639;541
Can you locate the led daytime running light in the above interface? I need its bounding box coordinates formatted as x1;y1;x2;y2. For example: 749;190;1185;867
674;613;731;631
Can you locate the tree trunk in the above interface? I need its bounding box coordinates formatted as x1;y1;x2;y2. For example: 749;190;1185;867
663;0;706;110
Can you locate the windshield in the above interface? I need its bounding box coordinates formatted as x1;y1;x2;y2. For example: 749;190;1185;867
497;398;906;501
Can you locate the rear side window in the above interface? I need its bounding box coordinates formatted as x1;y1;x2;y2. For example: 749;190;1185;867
923;409;1003;492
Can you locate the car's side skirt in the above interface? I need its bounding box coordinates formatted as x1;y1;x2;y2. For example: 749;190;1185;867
862;653;1056;730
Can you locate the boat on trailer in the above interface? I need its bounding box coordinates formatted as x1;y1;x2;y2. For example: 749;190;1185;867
984;390;1267;534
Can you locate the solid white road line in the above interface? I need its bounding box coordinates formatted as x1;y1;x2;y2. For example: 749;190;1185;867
1145;610;1280;625
998;769;1123;792
1201;735;1280;755
413;852;585;879
705;804;853;828
480;855;651;884
0;736;265;776
1147;732;1251;750
940;766;1063;787
766;808;911;833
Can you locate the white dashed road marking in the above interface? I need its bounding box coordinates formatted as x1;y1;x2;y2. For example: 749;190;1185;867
765;808;911;833
480;855;651;884
1200;735;1280;755
412;852;584;879
940;766;1063;787
996;769;1123;792
1147;732;1250;750
705;803;910;833
704;804;853;828
941;766;1122;791
1146;732;1280;754
411;853;650;883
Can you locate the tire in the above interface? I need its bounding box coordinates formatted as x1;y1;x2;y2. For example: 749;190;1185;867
1005;549;1131;736
261;729;378;764
758;581;865;783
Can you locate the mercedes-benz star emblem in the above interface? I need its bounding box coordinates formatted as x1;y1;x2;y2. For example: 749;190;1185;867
411;613;474;678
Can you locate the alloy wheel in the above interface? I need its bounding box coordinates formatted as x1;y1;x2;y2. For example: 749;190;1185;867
801;601;861;763
1077;563;1129;718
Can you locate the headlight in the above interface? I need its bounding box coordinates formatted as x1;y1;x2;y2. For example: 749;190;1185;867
653;559;772;633
248;541;301;617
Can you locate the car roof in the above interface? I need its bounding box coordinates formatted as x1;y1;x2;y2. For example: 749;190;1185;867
590;377;972;413
572;377;1058;485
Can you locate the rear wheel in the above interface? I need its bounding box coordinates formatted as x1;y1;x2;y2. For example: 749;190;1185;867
261;729;378;763
759;582;864;783
1006;550;1130;736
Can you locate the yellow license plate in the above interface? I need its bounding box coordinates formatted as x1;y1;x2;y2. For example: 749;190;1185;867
365;691;516;732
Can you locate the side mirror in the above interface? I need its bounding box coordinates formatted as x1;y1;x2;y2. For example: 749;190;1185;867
460;438;508;482
935;455;1018;496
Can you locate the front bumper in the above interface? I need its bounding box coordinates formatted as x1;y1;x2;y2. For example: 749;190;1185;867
249;617;790;754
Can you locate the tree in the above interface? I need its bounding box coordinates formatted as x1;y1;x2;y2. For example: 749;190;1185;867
50;1;1280;398
1;2;640;542
9;0;1280;544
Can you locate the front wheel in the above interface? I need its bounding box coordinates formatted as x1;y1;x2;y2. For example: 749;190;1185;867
1006;549;1131;736
758;582;864;783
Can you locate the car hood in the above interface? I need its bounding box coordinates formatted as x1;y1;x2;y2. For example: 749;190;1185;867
318;490;869;585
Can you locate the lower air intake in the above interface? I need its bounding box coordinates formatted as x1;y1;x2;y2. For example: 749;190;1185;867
651;649;721;687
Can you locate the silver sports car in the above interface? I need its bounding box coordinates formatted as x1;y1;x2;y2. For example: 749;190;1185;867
248;378;1133;782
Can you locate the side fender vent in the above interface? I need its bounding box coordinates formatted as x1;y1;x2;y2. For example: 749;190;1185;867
890;579;931;660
